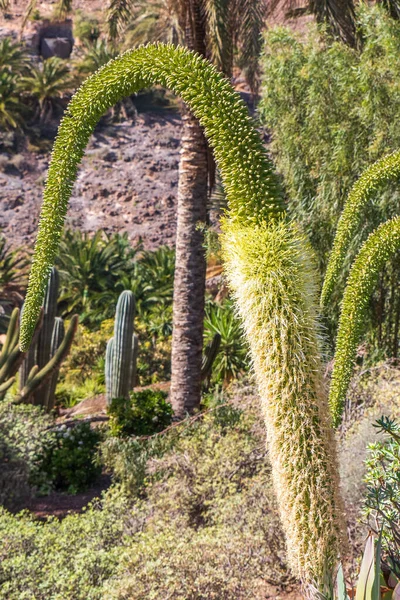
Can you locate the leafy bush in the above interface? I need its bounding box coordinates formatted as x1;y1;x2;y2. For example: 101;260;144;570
103;394;289;598
0;489;131;600
0;402;52;508
34;422;102;494
363;416;400;578
259;5;400;354
0;391;289;599
204;300;248;385
108;389;173;437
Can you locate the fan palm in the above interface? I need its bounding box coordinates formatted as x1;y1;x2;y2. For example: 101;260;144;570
21;57;72;122
0;37;30;74
55;230;140;322
0;71;25;129
74;39;119;77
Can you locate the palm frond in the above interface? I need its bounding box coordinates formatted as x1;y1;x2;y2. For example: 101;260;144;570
106;0;136;41
234;0;266;94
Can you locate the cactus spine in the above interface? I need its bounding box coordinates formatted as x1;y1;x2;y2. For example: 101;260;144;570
106;290;136;405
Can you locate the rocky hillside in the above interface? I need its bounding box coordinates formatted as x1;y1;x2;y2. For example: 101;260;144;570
0;112;182;249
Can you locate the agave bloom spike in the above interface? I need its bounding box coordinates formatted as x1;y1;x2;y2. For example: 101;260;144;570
321;150;400;308
20;43;345;597
20;43;284;350
329;215;400;426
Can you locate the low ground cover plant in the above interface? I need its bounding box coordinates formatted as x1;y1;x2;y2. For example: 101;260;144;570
0;394;290;600
34;422;103;494
108;389;173;437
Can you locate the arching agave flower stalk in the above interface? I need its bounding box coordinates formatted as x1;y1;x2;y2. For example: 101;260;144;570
19;43;345;597
321;150;400;427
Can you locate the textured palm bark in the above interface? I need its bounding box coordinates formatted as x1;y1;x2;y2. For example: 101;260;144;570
170;0;209;417
170;110;208;417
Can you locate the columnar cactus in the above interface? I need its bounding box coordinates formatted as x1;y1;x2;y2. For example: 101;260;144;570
0;308;25;398
19;267;64;408
19;44;345;597
14;315;78;405
105;290;137;405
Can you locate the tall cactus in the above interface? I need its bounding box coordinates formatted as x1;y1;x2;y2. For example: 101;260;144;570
14;315;78;405
106;290;137;405
46;317;65;410
0;308;25;399
18;267;71;410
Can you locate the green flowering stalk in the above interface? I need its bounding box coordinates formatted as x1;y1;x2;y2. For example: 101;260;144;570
222;219;345;593
20;43;283;350
329;216;400;426
321;150;400;308
20;43;344;597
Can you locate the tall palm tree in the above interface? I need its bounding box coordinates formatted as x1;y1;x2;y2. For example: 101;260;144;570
107;0;265;417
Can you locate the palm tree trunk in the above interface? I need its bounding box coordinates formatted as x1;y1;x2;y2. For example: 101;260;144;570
170;0;208;418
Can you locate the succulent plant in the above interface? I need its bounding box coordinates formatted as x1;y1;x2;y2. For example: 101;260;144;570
105;290;137;405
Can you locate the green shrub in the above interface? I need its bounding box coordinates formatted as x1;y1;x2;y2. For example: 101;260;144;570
259;5;400;353
363;415;400;577
203;300;248;385
108;389;173;437
34;422;102;494
0;489;131;600
0;402;52;508
0;393;289;599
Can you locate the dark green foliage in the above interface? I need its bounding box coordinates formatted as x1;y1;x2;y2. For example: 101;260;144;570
74;40;119;77
56;229;141;326
259;5;400;353
0;38;30;129
0;402;52;508
204;300;248;384
21;57;72;123
108;389;173;437
34;422;102;494
0;395;287;600
363;416;400;578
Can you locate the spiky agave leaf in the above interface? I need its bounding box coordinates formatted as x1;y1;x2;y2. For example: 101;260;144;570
321;150;400;309
222;218;346;592
329;216;400;426
20;43;284;350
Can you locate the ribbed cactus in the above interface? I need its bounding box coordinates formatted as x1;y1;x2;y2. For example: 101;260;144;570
14;315;78;405
19;267;65;408
105;290;137;405
0;304;74;407
46;317;65;410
